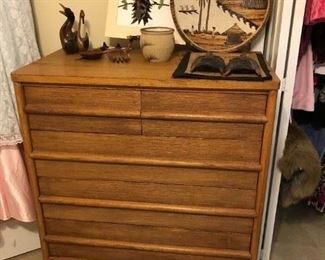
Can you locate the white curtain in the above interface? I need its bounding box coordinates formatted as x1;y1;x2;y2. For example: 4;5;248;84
0;0;39;221
0;0;40;146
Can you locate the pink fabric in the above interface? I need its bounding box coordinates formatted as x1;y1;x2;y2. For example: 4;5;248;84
292;43;315;112
305;0;325;25
0;145;35;222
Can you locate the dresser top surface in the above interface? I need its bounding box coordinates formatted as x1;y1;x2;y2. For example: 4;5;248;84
12;49;279;91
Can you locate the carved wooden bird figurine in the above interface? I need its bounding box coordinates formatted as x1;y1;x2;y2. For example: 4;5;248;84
59;3;78;54
77;10;89;51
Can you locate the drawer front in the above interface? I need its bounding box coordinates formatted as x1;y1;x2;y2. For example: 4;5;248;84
45;219;251;251
29;114;141;135
48;243;246;260
39;177;256;208
42;204;253;234
143;119;264;140
35;160;258;190
24;85;140;117
31;131;262;164
142;90;267;118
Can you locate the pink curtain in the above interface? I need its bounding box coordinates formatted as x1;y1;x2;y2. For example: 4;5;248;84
0;145;35;222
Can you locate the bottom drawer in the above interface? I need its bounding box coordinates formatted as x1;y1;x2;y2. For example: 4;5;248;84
48;243;246;260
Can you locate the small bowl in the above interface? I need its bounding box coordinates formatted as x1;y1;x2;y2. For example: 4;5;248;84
80;50;106;60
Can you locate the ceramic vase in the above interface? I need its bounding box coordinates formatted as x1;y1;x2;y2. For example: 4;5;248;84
140;27;175;63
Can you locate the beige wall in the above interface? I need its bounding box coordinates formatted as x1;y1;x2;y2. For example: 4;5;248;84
32;0;109;56
32;0;265;56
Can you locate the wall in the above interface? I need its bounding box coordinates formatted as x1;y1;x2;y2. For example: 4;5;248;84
32;0;109;56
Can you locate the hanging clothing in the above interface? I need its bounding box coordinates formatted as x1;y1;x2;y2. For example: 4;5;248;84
293;74;325;157
315;63;325;74
0;146;35;221
308;155;325;213
278;122;322;208
292;0;325;112
0;0;40;221
293;74;325;212
299;124;325;158
311;23;325;63
304;0;325;25
292;43;315;111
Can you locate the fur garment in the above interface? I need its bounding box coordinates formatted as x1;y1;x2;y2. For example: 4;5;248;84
278;122;321;207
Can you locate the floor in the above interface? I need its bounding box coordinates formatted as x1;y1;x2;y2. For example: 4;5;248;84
271;203;325;260
7;249;41;260
8;204;325;260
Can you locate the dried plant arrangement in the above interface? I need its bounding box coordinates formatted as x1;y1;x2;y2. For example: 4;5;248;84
118;0;169;25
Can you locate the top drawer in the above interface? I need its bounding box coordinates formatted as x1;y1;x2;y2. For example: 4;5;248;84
142;91;268;121
24;85;141;117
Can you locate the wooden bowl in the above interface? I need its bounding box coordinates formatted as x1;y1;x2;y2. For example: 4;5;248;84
80;50;106;60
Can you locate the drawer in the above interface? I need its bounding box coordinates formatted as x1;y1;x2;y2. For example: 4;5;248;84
142;90;267;119
24;85;140;117
29;114;141;135
42;204;253;234
48;243;246;260
143;119;264;140
35;160;258;190
38;177;256;208
31;131;262;164
45;219;251;251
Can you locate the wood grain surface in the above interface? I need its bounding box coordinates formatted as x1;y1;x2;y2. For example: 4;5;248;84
39;196;257;218
48;243;247;260
14;84;50;258
142;119;264;140
31;131;262;164
35;160;258;190
29;114;141;135
45;235;251;259
42;204;253;234
45;218;251;251
25;85;140;117
12;48;279;260
142;90;267;117
39;177;256;209
12;50;279;91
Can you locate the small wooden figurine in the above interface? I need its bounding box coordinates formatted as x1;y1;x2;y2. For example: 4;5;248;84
106;36;138;63
107;44;131;63
77;10;89;51
59;3;78;54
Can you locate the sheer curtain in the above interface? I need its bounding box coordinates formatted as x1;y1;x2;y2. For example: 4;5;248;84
0;0;40;221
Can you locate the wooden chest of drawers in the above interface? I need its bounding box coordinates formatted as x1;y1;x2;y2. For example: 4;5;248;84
12;50;279;260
